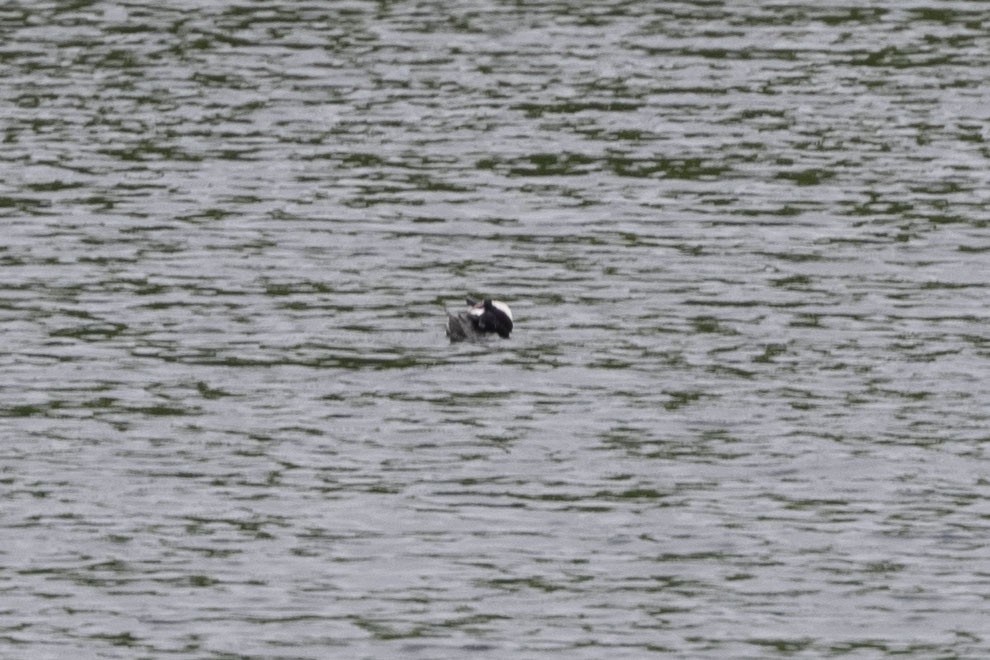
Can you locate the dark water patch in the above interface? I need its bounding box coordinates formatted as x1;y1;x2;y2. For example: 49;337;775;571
49;322;128;340
0;195;51;213
512;100;643;118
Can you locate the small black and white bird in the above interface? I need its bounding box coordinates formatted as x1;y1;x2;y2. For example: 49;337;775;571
446;297;514;342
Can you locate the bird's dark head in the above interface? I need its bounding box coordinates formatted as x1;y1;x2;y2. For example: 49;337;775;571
481;299;513;338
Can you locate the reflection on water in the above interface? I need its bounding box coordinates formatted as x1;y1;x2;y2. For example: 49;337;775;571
2;2;989;658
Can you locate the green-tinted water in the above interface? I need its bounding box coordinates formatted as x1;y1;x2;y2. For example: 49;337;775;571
2;2;989;658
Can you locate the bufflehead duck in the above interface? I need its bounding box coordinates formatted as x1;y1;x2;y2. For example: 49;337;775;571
446;297;513;342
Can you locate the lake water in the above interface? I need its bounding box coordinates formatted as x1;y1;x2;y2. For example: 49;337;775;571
2;1;989;658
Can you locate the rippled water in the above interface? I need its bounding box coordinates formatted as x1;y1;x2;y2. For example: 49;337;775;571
2;2;990;658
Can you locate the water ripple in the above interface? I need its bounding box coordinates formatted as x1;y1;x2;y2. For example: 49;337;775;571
2;1;990;658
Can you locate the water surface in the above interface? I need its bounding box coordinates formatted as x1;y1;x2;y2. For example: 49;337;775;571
2;2;989;658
